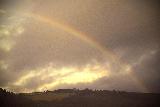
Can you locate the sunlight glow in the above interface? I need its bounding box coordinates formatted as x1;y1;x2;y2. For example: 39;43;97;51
13;63;109;92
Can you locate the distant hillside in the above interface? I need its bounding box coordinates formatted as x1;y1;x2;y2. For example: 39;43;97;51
0;88;160;107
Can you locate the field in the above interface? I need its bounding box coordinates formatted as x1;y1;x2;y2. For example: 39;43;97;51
0;88;160;107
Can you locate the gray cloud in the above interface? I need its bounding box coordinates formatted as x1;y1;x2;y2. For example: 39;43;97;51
0;0;160;93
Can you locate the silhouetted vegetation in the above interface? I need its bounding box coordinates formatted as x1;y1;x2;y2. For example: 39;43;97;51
0;88;37;107
0;88;160;107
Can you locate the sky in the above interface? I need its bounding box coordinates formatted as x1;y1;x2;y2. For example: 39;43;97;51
0;0;160;93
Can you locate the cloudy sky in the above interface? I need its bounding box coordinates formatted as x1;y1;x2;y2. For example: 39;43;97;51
0;0;159;93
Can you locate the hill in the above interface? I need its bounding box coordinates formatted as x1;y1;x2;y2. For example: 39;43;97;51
0;88;160;107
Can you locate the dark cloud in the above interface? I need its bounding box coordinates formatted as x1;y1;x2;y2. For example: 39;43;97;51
133;50;160;92
0;0;160;93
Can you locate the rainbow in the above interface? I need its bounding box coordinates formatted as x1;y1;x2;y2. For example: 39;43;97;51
25;12;149;93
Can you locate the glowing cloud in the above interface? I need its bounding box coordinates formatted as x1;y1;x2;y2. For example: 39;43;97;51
13;63;109;92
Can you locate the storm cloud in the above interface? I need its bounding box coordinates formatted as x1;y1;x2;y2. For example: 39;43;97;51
0;0;159;93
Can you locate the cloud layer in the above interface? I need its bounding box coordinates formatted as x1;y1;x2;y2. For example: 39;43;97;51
0;0;160;93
